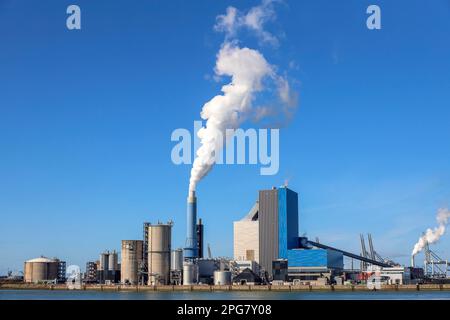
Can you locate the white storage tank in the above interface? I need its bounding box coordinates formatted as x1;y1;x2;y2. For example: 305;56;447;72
214;270;232;285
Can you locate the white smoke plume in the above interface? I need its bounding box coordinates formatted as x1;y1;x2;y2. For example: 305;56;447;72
189;0;295;192
412;208;450;256
215;0;279;46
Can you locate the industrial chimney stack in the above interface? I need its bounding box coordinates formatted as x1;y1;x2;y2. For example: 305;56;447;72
184;190;198;260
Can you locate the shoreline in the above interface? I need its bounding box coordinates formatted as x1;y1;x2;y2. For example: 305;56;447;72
1;283;450;292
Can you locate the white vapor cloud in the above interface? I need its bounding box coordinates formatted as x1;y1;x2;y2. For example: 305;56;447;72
215;0;279;46
189;0;297;192
412;208;450;256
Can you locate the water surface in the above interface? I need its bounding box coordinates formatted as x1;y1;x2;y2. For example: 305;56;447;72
1;289;450;300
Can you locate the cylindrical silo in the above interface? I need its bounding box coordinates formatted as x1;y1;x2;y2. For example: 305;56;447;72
183;262;198;285
24;257;59;283
121;240;143;285
99;251;109;271
148;223;172;285
170;249;183;271
108;250;118;271
214;271;232;285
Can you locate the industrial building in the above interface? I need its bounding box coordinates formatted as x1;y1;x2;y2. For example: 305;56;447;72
196;219;204;259
233;186;303;277
232;186;391;283
233;202;259;263
97;250;120;284
85;261;98;283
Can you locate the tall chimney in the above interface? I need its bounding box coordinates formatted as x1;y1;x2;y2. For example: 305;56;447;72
184;190;198;260
411;254;415;268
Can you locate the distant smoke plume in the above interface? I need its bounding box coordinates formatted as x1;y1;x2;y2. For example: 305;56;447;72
189;0;297;192
412;208;450;256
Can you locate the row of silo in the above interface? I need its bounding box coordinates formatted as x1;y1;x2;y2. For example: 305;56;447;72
120;222;174;285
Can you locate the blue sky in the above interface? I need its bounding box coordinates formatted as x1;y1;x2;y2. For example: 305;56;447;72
1;0;450;274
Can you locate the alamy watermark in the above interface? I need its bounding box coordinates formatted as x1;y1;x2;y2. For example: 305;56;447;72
366;265;382;290
66;265;82;290
171;121;280;175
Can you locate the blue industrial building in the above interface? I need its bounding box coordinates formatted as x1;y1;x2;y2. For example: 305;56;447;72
255;186;343;276
287;249;344;269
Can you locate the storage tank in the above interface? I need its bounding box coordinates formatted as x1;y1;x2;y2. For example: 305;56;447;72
108;250;118;271
121;240;143;285
214;271;232;285
99;251;109;271
170;249;183;271
183;262;198;285
148;223;172;285
24;257;59;283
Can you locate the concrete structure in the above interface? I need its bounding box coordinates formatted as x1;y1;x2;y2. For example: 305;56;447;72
121;240;143;285
214;270;232;285
184;191;198;260
24;257;59;283
233;186;298;275
147;222;172;285
233;201;259;263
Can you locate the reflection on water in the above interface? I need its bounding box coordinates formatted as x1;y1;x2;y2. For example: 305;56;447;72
1;289;450;300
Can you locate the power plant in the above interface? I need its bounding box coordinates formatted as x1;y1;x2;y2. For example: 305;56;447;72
18;185;449;287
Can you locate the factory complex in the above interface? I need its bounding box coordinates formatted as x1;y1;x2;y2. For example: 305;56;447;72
18;186;449;287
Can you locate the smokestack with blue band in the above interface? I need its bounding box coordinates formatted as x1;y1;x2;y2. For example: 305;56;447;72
184;190;198;260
